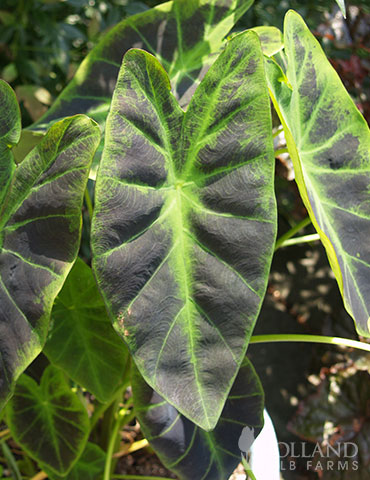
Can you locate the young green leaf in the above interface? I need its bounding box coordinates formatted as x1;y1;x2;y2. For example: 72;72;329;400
0;105;100;410
266;11;370;337
6;365;90;476
30;0;254;178
92;32;276;430
44;258;129;403
132;357;264;480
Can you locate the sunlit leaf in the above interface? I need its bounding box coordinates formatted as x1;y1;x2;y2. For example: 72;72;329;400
30;0;254;178
266;11;370;337
45;258;129;403
251;26;284;57
6;365;90;476
92;32;276;430
132;357;264;480
0;93;100;409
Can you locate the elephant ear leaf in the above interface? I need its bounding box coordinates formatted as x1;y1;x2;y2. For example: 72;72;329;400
44;258;129;403
266;10;370;337
6;365;90;476
0;97;100;409
32;0;254;129
132;357;264;480
0;80;21;205
92;31;276;431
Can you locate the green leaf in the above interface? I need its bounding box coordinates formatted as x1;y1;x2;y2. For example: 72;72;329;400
0;107;100;409
44;258;129;403
46;442;105;480
251;26;284;57
92;32;276;430
266;11;370;337
0;80;21;206
30;0;254;178
6;365;90;476
132;357;264;480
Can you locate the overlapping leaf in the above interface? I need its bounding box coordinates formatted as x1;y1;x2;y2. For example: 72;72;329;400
45;258;129;403
251;27;284;57
92;32;276;430
30;0;254;177
6;365;90;476
266;11;370;337
0;91;100;409
132;357;264;480
0;80;20;205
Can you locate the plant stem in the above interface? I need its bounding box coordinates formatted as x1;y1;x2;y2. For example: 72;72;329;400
103;408;135;480
250;334;370;352
273;126;284;138
30;472;48;480
0;428;10;439
277;233;320;248
274;147;289;156
114;438;149;458
274;216;312;250
1;441;22;480
241;456;257;480
84;186;93;219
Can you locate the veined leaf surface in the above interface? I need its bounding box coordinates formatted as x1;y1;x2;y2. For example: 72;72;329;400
0;81;21;205
0;106;100;409
46;442;105;480
45;258;129;403
132;357;264;480
6;365;89;476
266;11;370;336
30;0;254;178
92;33;276;430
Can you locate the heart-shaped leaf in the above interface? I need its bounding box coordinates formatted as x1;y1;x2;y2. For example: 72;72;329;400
266;11;370;337
0;89;100;409
30;1;254;178
132;357;264;480
45;258;129;403
6;365;90;476
92;32;276;430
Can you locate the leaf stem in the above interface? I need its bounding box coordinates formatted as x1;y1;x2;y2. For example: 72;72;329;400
1;441;22;480
250;334;370;352
84;186;93;219
274;147;289;156
274;216;312;250
30;472;48;480
113;438;149;458
277;233;320;248
241;456;257;480
273;126;284;138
